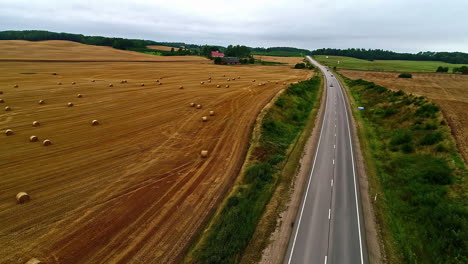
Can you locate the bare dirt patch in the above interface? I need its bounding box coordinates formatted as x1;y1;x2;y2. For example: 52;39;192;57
339;70;468;163
0;41;310;263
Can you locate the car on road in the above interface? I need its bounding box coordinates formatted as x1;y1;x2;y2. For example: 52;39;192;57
330;83;334;87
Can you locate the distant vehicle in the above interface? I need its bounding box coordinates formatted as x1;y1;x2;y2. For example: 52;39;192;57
331;74;334;77
330;83;334;87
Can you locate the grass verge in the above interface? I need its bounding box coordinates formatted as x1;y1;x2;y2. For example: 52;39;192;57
185;76;322;264
340;76;467;263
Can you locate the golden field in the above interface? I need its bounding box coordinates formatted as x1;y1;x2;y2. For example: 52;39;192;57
0;40;312;263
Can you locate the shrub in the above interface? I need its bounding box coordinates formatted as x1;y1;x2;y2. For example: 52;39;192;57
415;103;439;117
294;63;306;69
401;143;415;153
390;128;413;145
436;66;449;73
398;73;412;78
214;57;222;64
420;131;443;145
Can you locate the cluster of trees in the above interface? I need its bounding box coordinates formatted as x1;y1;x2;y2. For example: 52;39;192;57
312;48;468;64
0;30;148;50
453;65;468;74
251;47;312;57
435;66;449;73
398;73;413;78
225;45;251;58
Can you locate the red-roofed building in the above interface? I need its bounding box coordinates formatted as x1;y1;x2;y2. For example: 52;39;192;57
211;51;225;57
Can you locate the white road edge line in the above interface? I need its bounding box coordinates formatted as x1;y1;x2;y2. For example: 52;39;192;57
337;73;365;264
325;255;328;264
331;179;334;187
286;59;329;264
328;209;331;220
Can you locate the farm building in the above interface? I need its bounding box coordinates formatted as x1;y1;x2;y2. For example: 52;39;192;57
219;57;240;65
211;51;225;57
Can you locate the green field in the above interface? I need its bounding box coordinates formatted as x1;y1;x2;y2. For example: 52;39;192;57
314;55;468;72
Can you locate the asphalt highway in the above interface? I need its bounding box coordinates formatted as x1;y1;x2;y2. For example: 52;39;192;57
284;56;368;264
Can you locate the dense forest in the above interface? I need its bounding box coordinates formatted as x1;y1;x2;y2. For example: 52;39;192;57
312;48;468;64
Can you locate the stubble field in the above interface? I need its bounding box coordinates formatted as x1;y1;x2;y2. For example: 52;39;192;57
0;41;311;263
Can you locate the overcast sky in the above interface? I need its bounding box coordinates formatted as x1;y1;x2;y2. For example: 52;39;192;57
1;0;467;52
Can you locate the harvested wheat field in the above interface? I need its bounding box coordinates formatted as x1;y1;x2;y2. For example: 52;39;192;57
147;45;180;51
253;55;304;65
340;70;468;163
0;40;312;264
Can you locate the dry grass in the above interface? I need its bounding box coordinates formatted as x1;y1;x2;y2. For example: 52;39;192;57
253;55;304;65
0;40;312;264
340;70;468;163
147;45;180;51
0;40;201;62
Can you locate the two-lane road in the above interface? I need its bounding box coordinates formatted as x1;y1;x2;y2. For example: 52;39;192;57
284;56;368;264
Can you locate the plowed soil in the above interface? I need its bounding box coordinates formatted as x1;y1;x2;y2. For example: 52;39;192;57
339;70;468;163
0;41;311;263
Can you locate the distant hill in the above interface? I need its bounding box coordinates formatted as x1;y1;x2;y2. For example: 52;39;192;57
312;48;468;64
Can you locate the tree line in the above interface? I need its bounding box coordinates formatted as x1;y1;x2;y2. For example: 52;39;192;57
312;48;468;64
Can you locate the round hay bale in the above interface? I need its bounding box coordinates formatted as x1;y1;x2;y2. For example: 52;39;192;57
156;80;160;83
38;100;45;105
179;86;184;89
109;83;113;87
67;102;74;107
14;84;19;88
57;82;62;85
200;150;208;158
222;74;226;77
5;106;11;111
72;82;76;85
190;102;195;107
208;80;211;83
252;80;256;82
77;94;83;98
283;82;287;85
120;80;125;84
29;135;38;142
208;77;212;80
5;129;13;136
124;80;127;83
159;82;163;85
238;76;240;79
25;258;43;264
225;85;229;88
92;80;96;82
202;116;208;122
91;120;99;126
232;78;236;81
0;91;3;94
227;78;230;81
141;83;145;86
276;82;279;84
200;81;204;85
216;84;220;88
0;99;4;103
52;72;58;75
209;110;215;116
196;104;202;109
16;192;30;204
42;139;52;146
32;121;40;127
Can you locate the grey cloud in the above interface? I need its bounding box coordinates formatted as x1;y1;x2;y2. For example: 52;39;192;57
0;0;467;52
